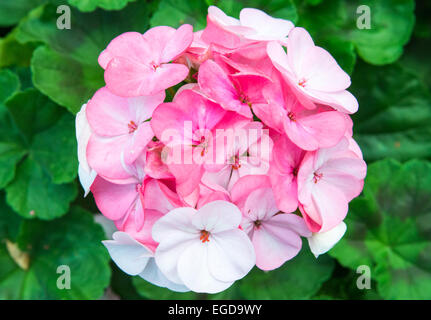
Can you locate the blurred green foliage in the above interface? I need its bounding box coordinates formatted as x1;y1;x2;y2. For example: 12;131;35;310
0;0;429;300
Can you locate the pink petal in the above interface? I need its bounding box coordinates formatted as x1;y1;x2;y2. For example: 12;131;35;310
91;176;138;221
105;59;189;97
160;24;194;63
252;213;308;270
98;32;152;69
198;60;252;118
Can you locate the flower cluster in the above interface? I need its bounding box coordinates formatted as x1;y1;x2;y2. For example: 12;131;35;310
76;6;367;293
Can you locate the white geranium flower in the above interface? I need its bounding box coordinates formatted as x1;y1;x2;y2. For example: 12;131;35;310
152;200;256;293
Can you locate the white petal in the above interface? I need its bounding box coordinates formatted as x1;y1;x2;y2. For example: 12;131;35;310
308;221;347;258
177;240;234;293
240;8;294;41
75;103;91;172
78;164;97;197
192;200;242;233
152;206;200;284
208;5;240;26
207;229;255;282
152;207;197;243
139;258;189;292
154;233;198;285
76;102;97;195
102;232;153;276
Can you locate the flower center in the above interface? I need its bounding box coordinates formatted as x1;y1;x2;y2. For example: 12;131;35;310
313;171;323;183
151;62;160;71
200;230;210;243
298;78;307;87
287;111;296;121
238;92;252;107
196;136;208;157
254;220;262;229
292;167;298;177
128;121;138;133
231;155;241;170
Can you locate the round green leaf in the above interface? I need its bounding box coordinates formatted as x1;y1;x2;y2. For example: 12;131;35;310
351;62;431;162
0;207;111;299
330;159;431;299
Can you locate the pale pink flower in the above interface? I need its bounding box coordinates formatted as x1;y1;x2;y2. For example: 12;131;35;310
231;175;311;270
254;81;347;150
201;121;273;194
267;27;358;114
202;6;294;48
297;137;367;232
99;25;193;97
86;87;164;181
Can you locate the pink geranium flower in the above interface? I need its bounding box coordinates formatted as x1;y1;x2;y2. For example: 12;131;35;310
202;121;273;194
254;80;347;150
231;175;311;270
99;25;193;97
267;27;358;114
202;6;294;48
86;87;164;181
198;59;272;118
297;137;367;232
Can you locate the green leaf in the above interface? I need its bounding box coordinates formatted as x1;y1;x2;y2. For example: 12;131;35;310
330;159;431;299
31;111;78;184
350;0;415;65
0;28;35;68
239;242;335;299
0;69;20;103
5;157;77;219
31;45;103;114
68;0;136;12
0;206;111;299
150;0;208;29
5;88;63;142
0;70;24;189
3;89;78;219
17;2;152;114
351;62;431;162
296;0;415;69
0;0;44;27
0;192;22;241
133;277;198;300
